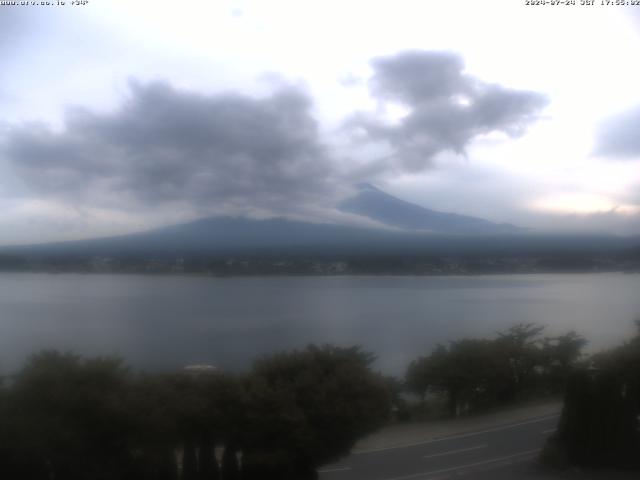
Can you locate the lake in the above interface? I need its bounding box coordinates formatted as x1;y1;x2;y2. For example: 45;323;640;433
1;272;639;376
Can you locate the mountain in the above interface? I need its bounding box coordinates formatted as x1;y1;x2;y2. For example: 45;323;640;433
3;217;416;257
339;183;523;235
1;186;639;263
3;215;638;260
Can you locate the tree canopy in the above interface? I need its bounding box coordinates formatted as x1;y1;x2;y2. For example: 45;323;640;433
406;324;587;417
0;345;391;480
241;345;391;479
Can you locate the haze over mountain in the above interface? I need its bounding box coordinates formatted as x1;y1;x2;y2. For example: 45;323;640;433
3;191;639;262
340;184;523;235
3;183;640;264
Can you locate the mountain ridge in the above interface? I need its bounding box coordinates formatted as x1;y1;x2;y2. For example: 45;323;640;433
1;186;639;260
339;183;523;235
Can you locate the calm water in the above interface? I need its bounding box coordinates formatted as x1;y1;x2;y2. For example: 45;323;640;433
1;273;639;376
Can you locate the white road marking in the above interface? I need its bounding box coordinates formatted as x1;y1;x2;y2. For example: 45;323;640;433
541;428;556;434
318;466;351;473
423;444;487;459
354;414;559;454
381;449;540;480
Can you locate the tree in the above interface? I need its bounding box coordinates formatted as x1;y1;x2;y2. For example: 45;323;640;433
221;444;240;480
240;345;392;479
406;324;587;417
126;374;180;480
494;323;545;400
541;322;640;470
134;371;242;480
406;339;512;417
541;368;640;469
540;331;588;393
0;345;392;479
4;351;136;480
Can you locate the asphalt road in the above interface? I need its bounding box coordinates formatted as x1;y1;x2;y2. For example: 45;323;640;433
318;413;560;480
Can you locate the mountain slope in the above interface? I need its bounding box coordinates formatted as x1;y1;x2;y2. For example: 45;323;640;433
4;217;416;257
339;183;522;235
3;215;638;260
3;185;639;260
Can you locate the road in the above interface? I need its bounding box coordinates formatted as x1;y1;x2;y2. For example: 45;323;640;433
319;413;560;480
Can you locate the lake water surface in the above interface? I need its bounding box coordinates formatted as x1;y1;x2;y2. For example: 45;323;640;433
1;273;639;376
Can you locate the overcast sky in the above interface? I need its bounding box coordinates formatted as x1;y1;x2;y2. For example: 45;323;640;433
2;0;640;244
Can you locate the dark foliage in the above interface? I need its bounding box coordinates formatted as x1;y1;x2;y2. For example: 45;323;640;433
540;322;640;470
406;324;586;417
0;345;391;479
241;345;391;479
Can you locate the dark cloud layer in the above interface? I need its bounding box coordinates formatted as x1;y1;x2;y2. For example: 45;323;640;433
3;81;332;214
594;105;640;159
2;51;549;222
352;51;548;171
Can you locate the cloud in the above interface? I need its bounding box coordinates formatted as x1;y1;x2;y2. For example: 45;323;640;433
0;50;551;240
0;7;31;43
0;7;44;61
533;209;640;236
349;51;548;172
3;80;335;218
594;105;640;159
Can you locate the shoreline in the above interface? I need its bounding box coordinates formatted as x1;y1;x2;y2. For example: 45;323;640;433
0;269;639;278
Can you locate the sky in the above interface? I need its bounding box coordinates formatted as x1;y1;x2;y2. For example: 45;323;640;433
2;0;640;245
